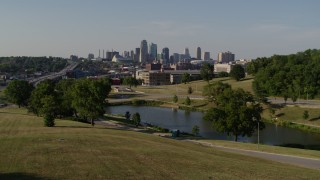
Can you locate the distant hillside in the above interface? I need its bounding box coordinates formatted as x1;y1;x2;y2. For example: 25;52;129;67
0;56;68;75
248;49;320;100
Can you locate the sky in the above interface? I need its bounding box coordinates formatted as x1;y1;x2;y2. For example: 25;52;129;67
0;0;320;59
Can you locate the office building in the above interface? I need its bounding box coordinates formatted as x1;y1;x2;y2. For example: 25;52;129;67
204;52;210;60
162;47;170;64
184;48;190;59
218;51;235;63
140;40;148;63
149;43;157;60
197;47;201;59
134;48;140;62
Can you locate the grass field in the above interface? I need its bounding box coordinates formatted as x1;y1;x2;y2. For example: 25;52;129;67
133;76;254;96
1;106;320;179
262;105;320;127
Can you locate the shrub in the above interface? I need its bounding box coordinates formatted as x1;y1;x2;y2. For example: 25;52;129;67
44;114;55;127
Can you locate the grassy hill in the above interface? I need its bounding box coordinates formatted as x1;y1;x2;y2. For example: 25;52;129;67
133;77;254;96
0;106;319;179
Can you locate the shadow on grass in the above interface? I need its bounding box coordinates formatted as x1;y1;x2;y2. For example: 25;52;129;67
0;111;35;117
309;116;320;122
0;172;51;180
54;126;92;129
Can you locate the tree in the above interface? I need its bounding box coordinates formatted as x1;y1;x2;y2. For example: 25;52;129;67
28;80;56;116
4;80;33;108
181;73;191;84
187;86;193;94
185;96;191;105
204;88;265;141
40;95;58;127
55;79;76;117
218;71;229;78
303;110;309;120
192;125;200;136
173;95;178;103
71;78;111;125
123;77;139;88
230;64;245;81
132;112;141;127
203;81;231;104
125;111;131;120
200;63;213;83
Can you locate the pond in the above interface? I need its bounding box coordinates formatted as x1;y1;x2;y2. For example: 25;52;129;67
105;105;320;146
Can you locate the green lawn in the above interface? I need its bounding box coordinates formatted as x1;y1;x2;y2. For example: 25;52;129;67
1;106;319;179
133;76;254;96
262;105;320;127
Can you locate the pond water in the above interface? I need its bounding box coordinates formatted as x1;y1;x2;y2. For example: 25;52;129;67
105;105;320;146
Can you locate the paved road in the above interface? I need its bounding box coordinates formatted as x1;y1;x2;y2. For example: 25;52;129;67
186;140;320;170
29;62;79;85
268;98;320;107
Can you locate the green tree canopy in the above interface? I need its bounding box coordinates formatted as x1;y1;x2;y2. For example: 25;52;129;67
28;80;56;115
230;64;245;81
252;49;320;102
123;77;139;88
181;73;191;84
4;80;33;107
200;63;213;83
71;78;111;125
203;81;231;104
204;86;264;141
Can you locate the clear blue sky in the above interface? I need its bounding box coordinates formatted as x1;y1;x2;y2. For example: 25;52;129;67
0;0;319;59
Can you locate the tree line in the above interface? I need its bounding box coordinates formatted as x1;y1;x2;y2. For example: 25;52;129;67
5;78;111;126
247;49;320;102
0;56;68;75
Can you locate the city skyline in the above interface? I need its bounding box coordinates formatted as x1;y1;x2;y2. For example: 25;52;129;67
0;0;319;59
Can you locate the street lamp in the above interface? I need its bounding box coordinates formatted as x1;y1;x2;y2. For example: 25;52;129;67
253;117;259;150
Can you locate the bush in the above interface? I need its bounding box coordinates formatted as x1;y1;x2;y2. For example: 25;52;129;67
173;95;178;103
303;110;309;120
132;99;146;105
192;125;200;136
185;96;191;105
44;114;55;127
218;72;229;77
132;112;141;127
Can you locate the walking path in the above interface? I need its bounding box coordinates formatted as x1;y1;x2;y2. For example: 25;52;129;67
185;140;320;170
96;118;320;170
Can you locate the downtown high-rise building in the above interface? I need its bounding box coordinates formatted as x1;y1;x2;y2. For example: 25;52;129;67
184;48;190;59
162;47;170;64
149;43;157;60
197;47;201;59
218;51;235;63
134;48;140;62
204;52;210;60
140;40;148;63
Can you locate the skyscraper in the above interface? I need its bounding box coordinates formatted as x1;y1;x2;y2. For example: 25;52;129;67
162;47;169;64
134;48;140;62
149;43;157;60
184;48;190;59
197;47;201;59
140;40;148;63
204;52;210;60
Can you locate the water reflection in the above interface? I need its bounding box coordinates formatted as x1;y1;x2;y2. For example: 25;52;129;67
105;105;320;146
